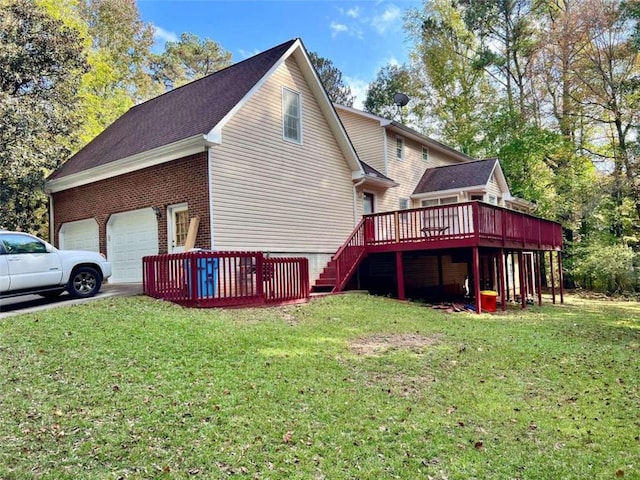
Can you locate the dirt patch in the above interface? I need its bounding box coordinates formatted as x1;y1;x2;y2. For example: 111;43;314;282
349;333;441;356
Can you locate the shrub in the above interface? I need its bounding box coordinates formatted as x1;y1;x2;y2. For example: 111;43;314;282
572;242;638;294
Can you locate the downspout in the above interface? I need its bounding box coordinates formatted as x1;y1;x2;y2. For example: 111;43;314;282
352;178;366;225
383;129;389;175
207;146;216;250
48;193;55;244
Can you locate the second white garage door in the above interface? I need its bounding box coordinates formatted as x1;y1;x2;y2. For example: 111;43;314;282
107;208;158;283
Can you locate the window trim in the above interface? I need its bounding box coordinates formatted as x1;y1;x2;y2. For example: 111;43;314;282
421;196;458;206
282;87;303;144
396;136;404;160
422;146;429;162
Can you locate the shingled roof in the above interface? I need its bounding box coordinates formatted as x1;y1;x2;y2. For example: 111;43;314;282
49;39;298;181
413;158;500;194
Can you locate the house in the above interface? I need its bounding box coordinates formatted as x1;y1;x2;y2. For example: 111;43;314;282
46;38;563;310
46;39;370;284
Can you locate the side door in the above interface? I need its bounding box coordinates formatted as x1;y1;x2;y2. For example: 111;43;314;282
168;204;190;253
0;233;63;290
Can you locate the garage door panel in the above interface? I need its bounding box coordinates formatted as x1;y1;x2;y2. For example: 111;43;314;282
107;209;158;283
59;219;99;252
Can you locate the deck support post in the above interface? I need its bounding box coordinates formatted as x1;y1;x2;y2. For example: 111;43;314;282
511;252;517;302
536;251;543;306
396;251;405;300
504;252;511;302
473;247;481;314
558;251;564;304
549;250;556;304
394;211;400;243
499;249;506;311
518;251;526;309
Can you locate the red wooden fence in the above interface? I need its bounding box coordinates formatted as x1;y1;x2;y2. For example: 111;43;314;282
143;251;309;308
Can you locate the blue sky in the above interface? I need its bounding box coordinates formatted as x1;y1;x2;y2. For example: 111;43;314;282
137;0;422;107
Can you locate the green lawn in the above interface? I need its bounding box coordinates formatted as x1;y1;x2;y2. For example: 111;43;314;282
0;293;638;479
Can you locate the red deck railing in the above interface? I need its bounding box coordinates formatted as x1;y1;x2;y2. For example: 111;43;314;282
143;251;309;308
364;202;562;250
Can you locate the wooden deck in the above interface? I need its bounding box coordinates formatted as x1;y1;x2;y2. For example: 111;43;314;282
316;202;563;299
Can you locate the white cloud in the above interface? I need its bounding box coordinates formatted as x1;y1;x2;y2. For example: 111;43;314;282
386;56;400;67
371;4;402;34
330;21;349;37
238;48;262;59
345;76;370;110
153;25;178;45
345;6;360;18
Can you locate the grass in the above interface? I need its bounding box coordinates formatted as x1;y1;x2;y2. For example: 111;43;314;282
0;293;638;479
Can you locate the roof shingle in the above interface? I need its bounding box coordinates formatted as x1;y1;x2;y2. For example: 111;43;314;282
412;158;498;195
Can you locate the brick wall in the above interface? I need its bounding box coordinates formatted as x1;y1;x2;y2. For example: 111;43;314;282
52;152;211;255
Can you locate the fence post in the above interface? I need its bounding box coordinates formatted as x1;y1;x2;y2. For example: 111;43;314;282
256;253;264;303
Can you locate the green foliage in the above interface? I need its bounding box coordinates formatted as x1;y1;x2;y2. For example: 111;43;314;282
0;0;87;235
1;293;639;478
407;0;495;154
308;51;354;106
75;0;158;144
151;32;232;90
572;242;638;293
364;64;423;121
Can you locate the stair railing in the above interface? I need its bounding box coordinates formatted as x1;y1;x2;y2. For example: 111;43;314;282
332;217;368;292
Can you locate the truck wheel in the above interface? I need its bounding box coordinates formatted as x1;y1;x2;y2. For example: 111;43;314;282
68;267;102;298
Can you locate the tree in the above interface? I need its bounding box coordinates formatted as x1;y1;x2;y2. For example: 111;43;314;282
40;0;160;147
364;64;423;123
407;0;495;154
458;0;541;118
151;33;232;90
308;51;354;106
0;0;87;235
571;0;640;231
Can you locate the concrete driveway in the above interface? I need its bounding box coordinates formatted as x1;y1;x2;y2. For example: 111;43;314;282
0;283;143;318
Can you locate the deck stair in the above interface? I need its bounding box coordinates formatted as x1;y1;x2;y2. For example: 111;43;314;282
312;218;367;293
312;259;338;292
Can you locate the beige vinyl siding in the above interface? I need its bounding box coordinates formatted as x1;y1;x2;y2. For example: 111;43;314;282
487;173;503;205
380;133;431;212
337;110;386;174
210;57;355;263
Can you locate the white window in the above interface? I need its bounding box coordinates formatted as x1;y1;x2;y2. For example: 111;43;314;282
422;146;429;162
440;196;458;205
421;196;458;206
282;88;302;143
396;137;404;159
399;198;409;210
488;194;498;205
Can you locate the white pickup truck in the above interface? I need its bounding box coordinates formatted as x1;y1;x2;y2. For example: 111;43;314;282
0;230;112;300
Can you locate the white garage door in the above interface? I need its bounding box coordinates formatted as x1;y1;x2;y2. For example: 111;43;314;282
107;208;158;283
59;218;99;252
